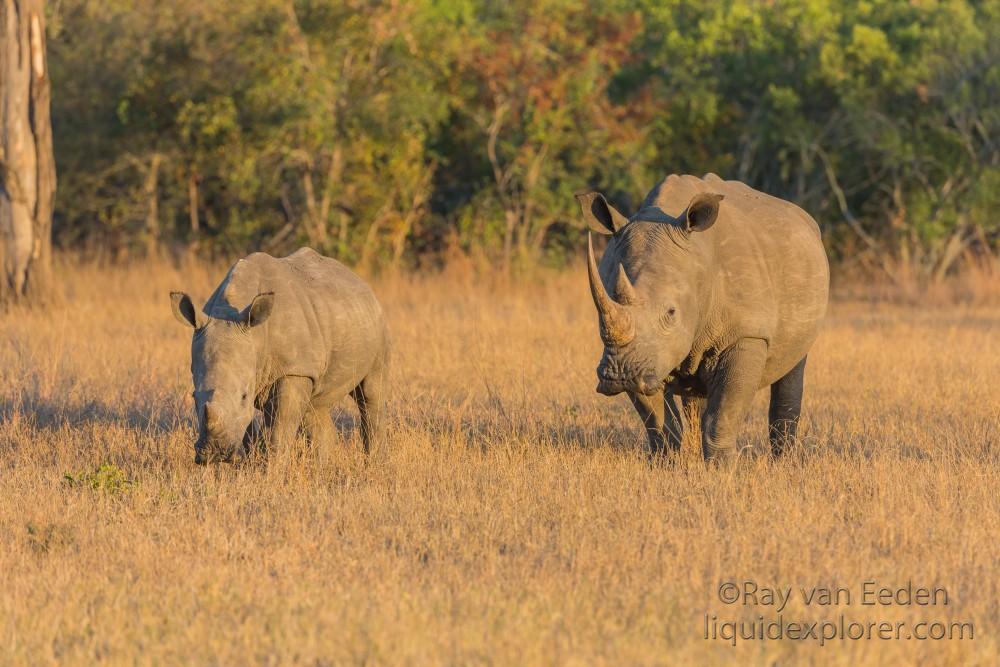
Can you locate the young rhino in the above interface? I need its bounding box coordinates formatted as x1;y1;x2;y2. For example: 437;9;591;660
577;174;829;461
170;248;389;464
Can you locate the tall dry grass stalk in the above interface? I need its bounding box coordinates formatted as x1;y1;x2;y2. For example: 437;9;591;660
0;257;997;664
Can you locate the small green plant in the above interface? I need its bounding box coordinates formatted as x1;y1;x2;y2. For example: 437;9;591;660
63;464;135;495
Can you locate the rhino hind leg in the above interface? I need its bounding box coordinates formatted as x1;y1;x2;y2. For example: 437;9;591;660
701;338;768;462
351;361;387;455
768;356;807;456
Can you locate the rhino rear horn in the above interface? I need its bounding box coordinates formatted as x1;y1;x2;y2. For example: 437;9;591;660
587;233;635;346
614;264;640;305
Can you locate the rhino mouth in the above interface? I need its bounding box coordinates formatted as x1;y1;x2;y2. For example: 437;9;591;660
596;372;664;397
194;442;247;466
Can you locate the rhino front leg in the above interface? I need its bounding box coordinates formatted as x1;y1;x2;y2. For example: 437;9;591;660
304;402;335;464
627;391;666;455
701;338;767;462
264;375;313;453
664;392;689;453
768;356;807;456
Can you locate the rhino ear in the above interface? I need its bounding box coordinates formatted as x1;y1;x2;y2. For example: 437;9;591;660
243;292;274;327
575;192;628;235
682;193;724;232
170;292;200;328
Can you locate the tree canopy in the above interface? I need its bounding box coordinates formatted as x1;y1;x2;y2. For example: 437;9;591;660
47;0;999;276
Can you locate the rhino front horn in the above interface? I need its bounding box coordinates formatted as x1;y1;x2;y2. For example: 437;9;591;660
587;233;635;346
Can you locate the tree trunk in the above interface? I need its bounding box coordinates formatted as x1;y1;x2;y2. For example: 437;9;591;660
143;152;162;256
187;171;200;233
390;165;433;269
0;0;55;305
316;147;342;250
501;209;516;275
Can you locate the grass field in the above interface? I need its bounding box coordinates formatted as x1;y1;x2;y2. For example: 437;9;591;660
1;259;997;665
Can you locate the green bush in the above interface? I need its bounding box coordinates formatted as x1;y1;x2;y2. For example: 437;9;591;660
63;464;135;495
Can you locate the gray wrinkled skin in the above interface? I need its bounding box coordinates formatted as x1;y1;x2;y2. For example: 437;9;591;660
170;248;389;465
577;173;829;461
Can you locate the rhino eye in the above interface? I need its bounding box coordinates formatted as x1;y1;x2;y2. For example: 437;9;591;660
660;307;676;329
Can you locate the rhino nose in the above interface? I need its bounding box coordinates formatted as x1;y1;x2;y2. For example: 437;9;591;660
194;442;223;465
596;364;661;396
596;376;625;396
596;360;624;395
596;382;622;396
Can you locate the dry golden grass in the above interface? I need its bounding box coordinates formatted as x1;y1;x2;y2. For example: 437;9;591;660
1;258;998;665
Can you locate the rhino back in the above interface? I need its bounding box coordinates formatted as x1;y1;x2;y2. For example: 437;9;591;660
205;248;387;399
646;174;829;386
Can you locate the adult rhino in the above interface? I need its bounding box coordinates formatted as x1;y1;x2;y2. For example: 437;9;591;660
577;173;828;461
170;248;389;465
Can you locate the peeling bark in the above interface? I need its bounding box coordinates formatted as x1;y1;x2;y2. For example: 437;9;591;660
0;0;55;305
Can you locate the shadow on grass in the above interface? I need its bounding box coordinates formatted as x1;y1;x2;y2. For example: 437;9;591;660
0;392;180;435
391;405;644;455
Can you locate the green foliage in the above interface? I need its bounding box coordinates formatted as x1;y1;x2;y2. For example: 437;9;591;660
46;0;999;273
63;464;135;494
